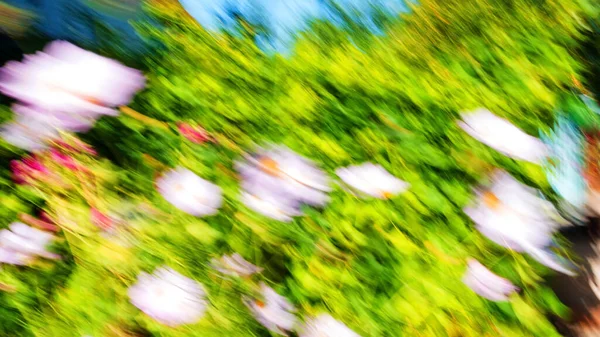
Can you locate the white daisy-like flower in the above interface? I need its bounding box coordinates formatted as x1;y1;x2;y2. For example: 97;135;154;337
298;314;361;337
244;283;297;335
156;167;222;217
0;222;59;264
0;41;144;151
462;259;518;302
239;188;302;222
335;163;410;199
128;266;208;327
0;40;145;116
464;171;574;275
239;145;331;206
458;108;548;163
211;253;263;277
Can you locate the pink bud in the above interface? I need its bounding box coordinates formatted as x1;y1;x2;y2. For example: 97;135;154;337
91;208;113;230
177;122;211;144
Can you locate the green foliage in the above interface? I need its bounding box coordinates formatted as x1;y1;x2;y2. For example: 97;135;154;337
0;0;598;336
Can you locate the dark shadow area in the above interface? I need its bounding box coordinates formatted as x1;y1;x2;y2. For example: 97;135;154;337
551;220;600;336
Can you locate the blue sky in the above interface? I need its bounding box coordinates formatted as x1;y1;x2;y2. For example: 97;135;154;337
5;0;408;53
179;0;408;52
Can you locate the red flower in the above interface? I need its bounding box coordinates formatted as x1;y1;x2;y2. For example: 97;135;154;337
177;122;211;144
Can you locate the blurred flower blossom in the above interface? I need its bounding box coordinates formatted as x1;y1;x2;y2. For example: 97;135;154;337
458;108;548;164
237;145;330;221
298;314;360;337
49;148;80;171
0;41;145;150
90;208;114;231
177;122;212;144
1;114;61;151
464;171;574;275
128;266;208;326
239;174;302;222
0;222;59;265
244;283;296;335
211;253;263;277
156;167;222;217
10;155;49;185
462;258;518;301
0;40;145;115
335;163;409;199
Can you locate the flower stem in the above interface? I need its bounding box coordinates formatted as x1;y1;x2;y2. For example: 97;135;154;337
119;106;170;130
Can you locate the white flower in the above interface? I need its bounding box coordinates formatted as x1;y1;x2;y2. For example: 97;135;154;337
299;314;361;337
0;41;145;116
462;259;518;301
237;145;331;221
458;108;548;163
244;283;296;335
128;266;208;327
464;171;574;275
211;253;263;277
262;146;331;192
0;41;145;151
156;167;222;217
0;222;59;264
239;189;302;222
335;163;410;199
0;114;60;151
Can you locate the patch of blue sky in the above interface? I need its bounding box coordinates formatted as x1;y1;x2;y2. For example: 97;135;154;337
179;0;410;53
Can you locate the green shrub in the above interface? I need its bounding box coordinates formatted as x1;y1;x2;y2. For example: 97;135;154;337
0;0;598;336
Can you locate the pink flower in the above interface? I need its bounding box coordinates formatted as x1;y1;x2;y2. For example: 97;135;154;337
90;208;113;230
22;155;48;173
177;122;211;144
10;160;27;184
50;148;79;171
10;155;49;184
